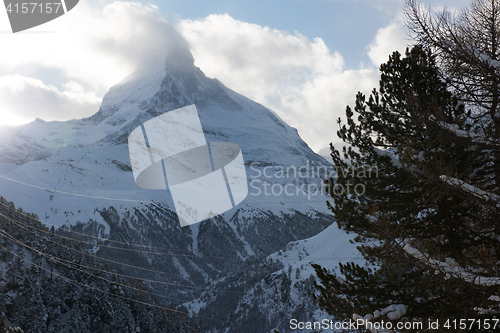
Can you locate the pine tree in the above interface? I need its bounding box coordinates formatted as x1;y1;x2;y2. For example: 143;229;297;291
405;0;500;194
0;316;23;333
312;44;500;331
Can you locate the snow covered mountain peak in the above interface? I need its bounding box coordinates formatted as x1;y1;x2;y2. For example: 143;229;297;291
0;22;333;225
95;26;199;122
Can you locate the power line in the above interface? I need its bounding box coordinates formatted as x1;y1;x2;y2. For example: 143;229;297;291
0;225;245;295
0;200;249;259
0;228;263;320
1;207;281;327
3;208;355;323
1;229;184;303
0;174;333;205
0;207;364;261
0;240;266;331
0;190;364;328
0;211;208;282
0;209;364;314
0;175;152;203
0;211;225;258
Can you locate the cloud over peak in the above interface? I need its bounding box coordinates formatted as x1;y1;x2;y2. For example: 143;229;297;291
0;1;187;124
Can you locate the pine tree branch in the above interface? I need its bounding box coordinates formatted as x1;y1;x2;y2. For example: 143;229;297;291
430;114;500;146
440;175;500;204
352;304;408;333
403;244;500;286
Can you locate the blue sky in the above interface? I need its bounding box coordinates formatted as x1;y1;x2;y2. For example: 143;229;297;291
157;0;400;69
0;0;470;151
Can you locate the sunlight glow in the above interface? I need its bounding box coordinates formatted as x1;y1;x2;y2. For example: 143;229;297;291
1;111;33;126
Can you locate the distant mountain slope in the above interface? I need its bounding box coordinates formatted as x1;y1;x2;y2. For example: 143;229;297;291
184;222;365;333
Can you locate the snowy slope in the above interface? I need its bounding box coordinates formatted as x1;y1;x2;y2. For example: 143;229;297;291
268;222;364;283
183;222;365;333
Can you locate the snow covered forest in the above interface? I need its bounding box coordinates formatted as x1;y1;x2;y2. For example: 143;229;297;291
0;197;202;332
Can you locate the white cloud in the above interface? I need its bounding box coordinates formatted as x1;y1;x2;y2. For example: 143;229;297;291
178;14;378;151
367;18;409;67
0;75;101;121
179;14;344;101
365;0;471;68
0;0;184;124
0;3;385;151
